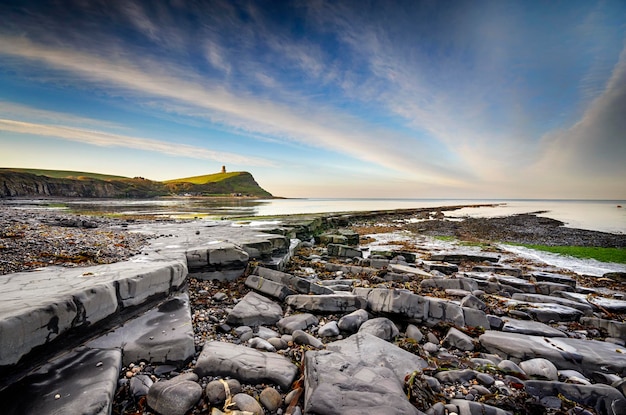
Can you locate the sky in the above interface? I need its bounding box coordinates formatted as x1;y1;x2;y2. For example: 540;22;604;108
0;0;625;199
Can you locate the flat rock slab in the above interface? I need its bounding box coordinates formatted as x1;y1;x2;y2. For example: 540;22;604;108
501;298;583;322
511;293;594;315
0;347;121;415
581;317;626;341
0;259;186;367
285;294;366;313
430;253;500;263
355;288;466;327
557;292;626;313
530;271;576;287
254;267;333;295
305;333;425;415
226;292;283;326
388;263;433;278
245;275;297;300
479;331;626;377
87;294;195;366
501;317;566;337
525;380;626;415
327;332;428;380
195;341;297;390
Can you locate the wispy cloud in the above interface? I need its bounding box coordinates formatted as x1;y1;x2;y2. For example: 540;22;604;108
0;119;273;166
0;34;467;185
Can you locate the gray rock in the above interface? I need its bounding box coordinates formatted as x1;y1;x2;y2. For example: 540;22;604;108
245;275;297;300
487;315;504;330
327;332;427;380
558;369;591;385
443;327;475;351
525;380;626;415
502;297;583;322
358;317;399;341
327;243;362;258
285;294;366;313
423;261;459;275
461;294;487;310
147;375;203;415
259;387;282;412
267;337;288;350
430;253;500;263
354;288;429;321
304;333;424;415
499;360;526;376
130;374;153;398
530;271;576;287
406;324;424;342
0;347;121;415
501;317;566;337
318;321;340;337
0;260;186;366
420;277;477;292
424;342;440;353
256;326;280;339
581;317;626;341
435;369;476;384
511;293;593;315
186;242;249;281
233;393;263;415
472;265;522;277
450;399;513;415
558;292;626;313
463;307;490;329
427;297;465;326
476;372;495;386
225;292;283;326
337;309;369;333
519;358;558;380
254;266;333;295
292;329;324;348
480;331;626;377
87;294;195;366
249;337;276;352
205;379;242;405
195;341;298;390
388;263;433;278
277;313;319;334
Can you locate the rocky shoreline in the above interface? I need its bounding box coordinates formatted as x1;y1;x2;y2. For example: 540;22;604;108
1;204;625;415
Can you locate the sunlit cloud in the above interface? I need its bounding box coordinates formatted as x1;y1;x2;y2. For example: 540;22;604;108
0;119;273;166
0;34;467;186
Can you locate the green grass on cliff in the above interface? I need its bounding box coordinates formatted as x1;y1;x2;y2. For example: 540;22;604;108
1;168;128;181
163;171;243;184
514;244;626;264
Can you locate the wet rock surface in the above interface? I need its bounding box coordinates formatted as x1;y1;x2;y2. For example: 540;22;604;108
1;204;626;415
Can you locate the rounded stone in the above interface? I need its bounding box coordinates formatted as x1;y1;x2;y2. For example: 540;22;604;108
233;393;263;415
259;387;282;411
205;379;242;405
406;324;423;342
519;358;558;380
476;372;495;386
147;379;202;415
130;374;153;397
318;321;340;337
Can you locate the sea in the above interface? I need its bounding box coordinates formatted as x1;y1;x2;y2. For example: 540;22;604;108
3;197;626;275
5;198;625;234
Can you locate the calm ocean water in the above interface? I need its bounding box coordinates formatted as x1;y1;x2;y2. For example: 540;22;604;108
5;198;626;234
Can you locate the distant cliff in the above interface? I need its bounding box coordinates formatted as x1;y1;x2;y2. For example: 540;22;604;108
0;169;273;198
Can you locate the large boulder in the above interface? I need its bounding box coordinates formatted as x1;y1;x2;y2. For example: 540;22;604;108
225;292;283;326
304;333;426;415
285;294;366;313
479;331;626;377
195;341;297;390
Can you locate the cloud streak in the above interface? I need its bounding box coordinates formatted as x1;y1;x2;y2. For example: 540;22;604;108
0;119;273;166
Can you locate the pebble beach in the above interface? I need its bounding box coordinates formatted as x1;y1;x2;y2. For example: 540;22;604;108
1;203;625;415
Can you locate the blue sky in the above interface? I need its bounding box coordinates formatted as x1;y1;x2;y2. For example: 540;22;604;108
0;0;625;199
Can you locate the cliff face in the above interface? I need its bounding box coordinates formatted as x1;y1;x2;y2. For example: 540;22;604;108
0;171;168;198
0;170;272;198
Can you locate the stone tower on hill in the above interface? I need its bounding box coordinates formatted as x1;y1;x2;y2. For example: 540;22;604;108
221;166;226;173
